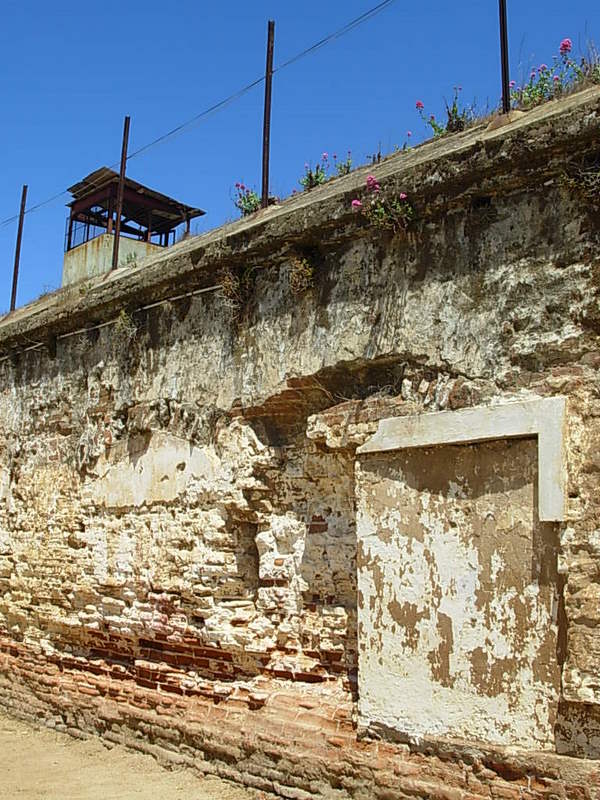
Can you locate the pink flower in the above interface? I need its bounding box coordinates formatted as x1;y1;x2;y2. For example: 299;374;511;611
399;193;408;200
553;75;560;82
351;199;363;210
366;175;380;193
322;152;328;160
539;63;548;72
509;80;516;88
407;130;412;137
416;100;424;110
560;38;572;55
235;182;240;188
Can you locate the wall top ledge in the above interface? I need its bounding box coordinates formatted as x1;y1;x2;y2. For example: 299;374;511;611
0;88;599;353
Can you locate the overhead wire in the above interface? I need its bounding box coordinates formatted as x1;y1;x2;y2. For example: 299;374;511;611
0;0;398;231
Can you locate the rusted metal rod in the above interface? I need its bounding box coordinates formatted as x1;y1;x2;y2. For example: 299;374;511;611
498;0;511;114
10;184;28;312
261;20;275;209
111;115;131;271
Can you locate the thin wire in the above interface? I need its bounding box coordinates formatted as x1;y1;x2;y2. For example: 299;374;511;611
0;0;397;231
274;0;396;72
0;282;224;362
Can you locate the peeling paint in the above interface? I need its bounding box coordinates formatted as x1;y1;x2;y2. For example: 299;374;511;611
357;439;561;749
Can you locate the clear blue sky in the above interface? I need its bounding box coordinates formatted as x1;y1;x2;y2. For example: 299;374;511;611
0;0;596;308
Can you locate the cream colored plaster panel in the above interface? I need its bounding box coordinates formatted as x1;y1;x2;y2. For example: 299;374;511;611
89;431;218;508
358;397;567;521
356;438;562;750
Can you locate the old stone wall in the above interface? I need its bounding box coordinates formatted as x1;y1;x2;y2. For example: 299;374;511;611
1;88;600;797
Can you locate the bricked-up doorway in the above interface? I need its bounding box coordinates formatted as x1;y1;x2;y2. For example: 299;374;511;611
355;436;562;750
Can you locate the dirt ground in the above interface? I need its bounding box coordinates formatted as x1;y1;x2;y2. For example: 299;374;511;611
0;711;257;800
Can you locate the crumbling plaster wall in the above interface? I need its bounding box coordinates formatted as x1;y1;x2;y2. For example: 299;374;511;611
356;438;562;750
1;88;600;795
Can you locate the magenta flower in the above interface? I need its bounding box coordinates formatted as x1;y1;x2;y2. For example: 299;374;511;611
399;193;408;200
322;152;328;161
560;38;573;56
351;199;363;210
509;80;516;88
553;75;560;82
539;63;548;72
235;182;240;188
407;130;412;137
366;175;380;193
416;100;424;110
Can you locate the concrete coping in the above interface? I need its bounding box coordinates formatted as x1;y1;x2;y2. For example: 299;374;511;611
357;397;567;522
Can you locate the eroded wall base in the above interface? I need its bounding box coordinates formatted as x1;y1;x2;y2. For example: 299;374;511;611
1;636;598;800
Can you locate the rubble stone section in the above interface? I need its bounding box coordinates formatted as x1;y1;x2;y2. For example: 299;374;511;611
1;88;600;797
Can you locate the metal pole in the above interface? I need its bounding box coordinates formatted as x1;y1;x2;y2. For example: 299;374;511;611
10;184;28;312
261;20;275;209
498;0;511;114
111;115;131;271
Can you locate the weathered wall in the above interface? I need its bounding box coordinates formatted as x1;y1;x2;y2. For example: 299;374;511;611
62;234;161;286
2;88;600;797
357;438;561;749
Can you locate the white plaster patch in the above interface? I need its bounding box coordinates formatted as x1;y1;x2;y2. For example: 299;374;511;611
355;438;561;751
0;466;10;502
89;431;219;508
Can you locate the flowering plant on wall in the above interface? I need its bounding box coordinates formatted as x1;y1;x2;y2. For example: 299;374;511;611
512;38;600;109
299;151;353;189
415;87;471;137
334;151;353;176
351;175;414;232
234;183;261;216
300;154;330;190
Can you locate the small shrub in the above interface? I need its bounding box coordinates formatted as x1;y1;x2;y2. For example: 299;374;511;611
415;100;446;137
511;38;600;109
112;310;137;352
445;87;471;133
300;154;330;190
289;256;314;294
234;182;261;216
334;151;353;176
220;268;242;311
416;88;472;137
351;176;414;233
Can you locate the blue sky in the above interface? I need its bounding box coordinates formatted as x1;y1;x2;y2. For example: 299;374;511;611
0;0;596;307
